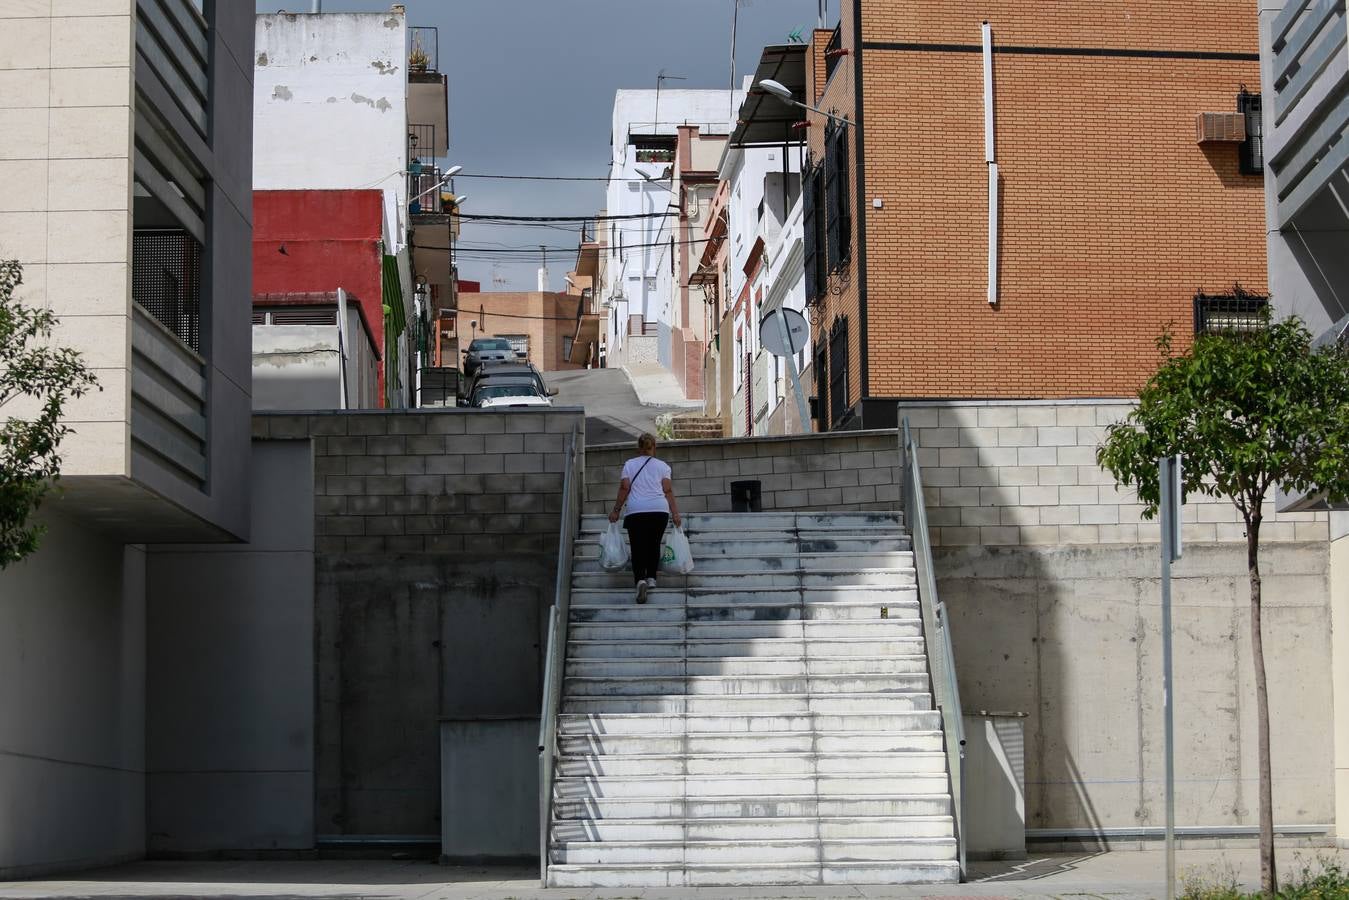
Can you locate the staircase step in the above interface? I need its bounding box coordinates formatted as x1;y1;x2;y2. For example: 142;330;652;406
567;637;929;659
563;672;929;696
578;512;904;534
548;859;961;888
558;730;945;756
555;751;948;777
551;815;955;843
568;585;919;606
565;654;931;677
561;693;933;715
551;794;954;821
573;552;914;575
557;710;943;735
566;620;923;642
553;772;951;799
571;569;917;589
550;836;957;865
570;599;921;623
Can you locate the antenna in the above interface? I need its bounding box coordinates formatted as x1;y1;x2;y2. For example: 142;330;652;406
490;263;509;289
655;69;687;133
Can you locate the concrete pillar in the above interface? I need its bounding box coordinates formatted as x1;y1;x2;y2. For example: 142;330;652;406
1333;512;1349;847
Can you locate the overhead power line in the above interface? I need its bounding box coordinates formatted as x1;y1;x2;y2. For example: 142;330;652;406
457;212;666;222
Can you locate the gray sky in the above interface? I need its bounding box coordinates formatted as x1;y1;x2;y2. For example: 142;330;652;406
254;0;830;290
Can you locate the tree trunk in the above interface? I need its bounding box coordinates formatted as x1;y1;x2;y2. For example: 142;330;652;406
1248;515;1277;896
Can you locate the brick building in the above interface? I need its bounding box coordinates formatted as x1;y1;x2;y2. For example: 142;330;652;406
456;291;588;372
792;1;1267;430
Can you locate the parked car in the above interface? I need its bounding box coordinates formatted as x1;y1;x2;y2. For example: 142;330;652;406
471;382;552;409
463;337;516;377
461;362;555;404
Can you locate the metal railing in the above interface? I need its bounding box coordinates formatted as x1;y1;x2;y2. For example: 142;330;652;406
899;416;967;880
538;423;582;887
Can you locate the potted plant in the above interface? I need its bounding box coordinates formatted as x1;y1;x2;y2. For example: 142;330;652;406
409;39;428;73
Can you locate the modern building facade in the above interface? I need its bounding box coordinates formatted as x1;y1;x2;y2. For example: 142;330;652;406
252;8;453;408
0;0;255;875
794;1;1269;430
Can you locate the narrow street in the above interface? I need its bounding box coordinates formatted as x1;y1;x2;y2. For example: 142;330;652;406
545;368;684;446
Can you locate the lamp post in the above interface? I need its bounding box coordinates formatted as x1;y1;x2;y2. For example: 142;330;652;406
411;164;463;210
757;79;854;127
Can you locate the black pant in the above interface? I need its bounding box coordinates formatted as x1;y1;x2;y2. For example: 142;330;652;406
624;512;669;584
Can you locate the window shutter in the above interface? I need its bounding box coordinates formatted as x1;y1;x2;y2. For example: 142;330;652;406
803;161;820;301
825;123;851;270
824;127;841;271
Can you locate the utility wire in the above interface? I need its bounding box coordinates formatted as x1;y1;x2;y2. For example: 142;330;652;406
457;212;666;222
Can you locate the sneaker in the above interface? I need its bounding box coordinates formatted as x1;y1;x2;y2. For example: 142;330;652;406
646;577;658;590
635;581;648;604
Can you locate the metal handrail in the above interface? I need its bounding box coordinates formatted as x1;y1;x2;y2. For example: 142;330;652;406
538;423;581;887
899;416;967;880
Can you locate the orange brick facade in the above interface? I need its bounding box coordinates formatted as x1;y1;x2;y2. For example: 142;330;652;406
804;1;1266;427
456;291;586;372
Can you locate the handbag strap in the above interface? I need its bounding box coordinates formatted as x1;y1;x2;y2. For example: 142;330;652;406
623;456;655;512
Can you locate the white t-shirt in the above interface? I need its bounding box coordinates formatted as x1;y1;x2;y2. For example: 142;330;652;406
621;455;672;515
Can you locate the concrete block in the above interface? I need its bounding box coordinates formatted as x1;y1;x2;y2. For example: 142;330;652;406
979;487;1016;507
504;493;545;514
463;533;503;553
871;450;900;469
1040;505;1081;526
318;516;363;537
467;494;506;514
1073;507;1116;528
1017;406;1057;426
977;407;1018;427
736;457;772;476
504;454;545;473
1097;524;1140;543
445;514;486;534
939;447;978;468
386;495;427;516
1097;484;1136;505
1077;465;1116;486
1037;426;1077;447
315;495;345;516
1019;486;1060;506
314;455;345;477
680;494;709;513
348;496;386;515
1095;405;1133;426
805;453;842;472
1017;446;1057;467
365;476;406;496
825;468;860;488
1060;524;1100;543
1181;523;1218;543
385;536;425;553
251;418;271;440
902;407;940;427
427;494;465;515
405;475;447;496
465;415;506;434
1055;406;1099;426
938;406;979;428
772;456;808;474
466;455;505;475
1056;444;1098;466
977;446;1018;467
940;487;980;507
1060;485;1098;505
484;434;524;454
1020;525;1061;544
1037;466;1079;486
841;485;878;506
308;416;347;436
1000;505;1039;527
929;506;961;526
388;417;427;435
956;427;987;447
839;451;874;470
366;436;405;456
349;415;390;435
1075;426;1107;447
323;476;363;496
347;456;386;476
426;455;466;475
326;436;366;456
917;447;939;468
265;416;307;439
426;534;465;553
923;466;959;487
790;471;826;491
547;414;582;433
938;526;981;546
776;490;809;508
922;485;941;506
1117;504;1147;524
445;435;486;455
704;458;740;478
427;415;467;435
961;506;1002;527
959;467;999;488
365;516;405;536
314;536;345;554
407;435;446;455
998;466;1039;486
996;427;1037;448
873;482;901;503
1262;522;1297;542
807;487;844;507
387;455;426;476
917;426;959;448
677;459;707;479
1295;521;1329;541
689;476;724;496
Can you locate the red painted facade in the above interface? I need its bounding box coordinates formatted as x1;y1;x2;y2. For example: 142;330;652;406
253;189;388;400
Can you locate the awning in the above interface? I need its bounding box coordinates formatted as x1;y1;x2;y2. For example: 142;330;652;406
728;45;808;149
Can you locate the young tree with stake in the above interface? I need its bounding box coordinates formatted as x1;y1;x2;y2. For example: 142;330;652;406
0;260;98;570
1097;316;1349;896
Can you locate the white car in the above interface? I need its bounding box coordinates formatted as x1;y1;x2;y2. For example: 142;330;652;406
472;383;552;409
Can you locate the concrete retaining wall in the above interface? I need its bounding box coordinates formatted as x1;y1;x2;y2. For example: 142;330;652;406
584;429;904;514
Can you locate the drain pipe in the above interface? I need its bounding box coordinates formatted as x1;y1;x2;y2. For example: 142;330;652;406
982;21;999;306
311;0;321;12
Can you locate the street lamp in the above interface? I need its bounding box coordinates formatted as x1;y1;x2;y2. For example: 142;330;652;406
411;164;463;207
757;79;854;127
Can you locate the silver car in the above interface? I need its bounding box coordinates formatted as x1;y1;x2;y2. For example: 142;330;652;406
463;337;516;377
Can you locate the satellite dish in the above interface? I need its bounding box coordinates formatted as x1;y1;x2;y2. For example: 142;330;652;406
759;307;809;357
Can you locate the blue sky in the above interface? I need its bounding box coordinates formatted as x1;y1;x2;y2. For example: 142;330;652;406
253;0;830;290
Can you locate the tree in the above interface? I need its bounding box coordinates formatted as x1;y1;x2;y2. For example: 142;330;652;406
1097;316;1349;896
0;260;98;570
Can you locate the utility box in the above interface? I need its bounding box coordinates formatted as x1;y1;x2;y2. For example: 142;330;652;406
961;712;1028;859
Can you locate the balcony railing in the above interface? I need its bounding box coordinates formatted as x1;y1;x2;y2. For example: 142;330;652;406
133;228;202;353
409;163;446;215
409;25;439;74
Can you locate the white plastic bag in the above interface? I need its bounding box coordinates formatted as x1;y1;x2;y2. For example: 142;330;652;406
599;522;630;572
659;525;695;575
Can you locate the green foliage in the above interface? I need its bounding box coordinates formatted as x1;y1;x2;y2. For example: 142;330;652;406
0;260;98;569
654;413;675;442
1097;317;1349;523
1181;855;1349;899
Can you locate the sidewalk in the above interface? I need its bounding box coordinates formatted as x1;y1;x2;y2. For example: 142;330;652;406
3;848;1345;899
622;364;702;409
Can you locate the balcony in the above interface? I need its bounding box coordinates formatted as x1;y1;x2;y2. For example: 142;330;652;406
407;25;448;158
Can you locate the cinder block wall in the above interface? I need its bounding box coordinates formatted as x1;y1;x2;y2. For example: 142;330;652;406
584;429;904;514
897;400;1328;548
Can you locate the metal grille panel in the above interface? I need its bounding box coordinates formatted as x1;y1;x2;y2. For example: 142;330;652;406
133;228;202;353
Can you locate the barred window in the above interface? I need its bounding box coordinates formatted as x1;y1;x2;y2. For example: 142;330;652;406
828;316;849;427
1238;89;1263;177
814;339;829;430
1194;290;1268;335
824;120;851;270
802;159;826;300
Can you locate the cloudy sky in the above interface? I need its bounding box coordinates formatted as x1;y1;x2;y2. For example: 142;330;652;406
254;0;829;290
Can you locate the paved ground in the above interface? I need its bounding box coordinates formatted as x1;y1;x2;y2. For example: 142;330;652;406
4;848;1345;900
620;364;702;410
546;369;684;447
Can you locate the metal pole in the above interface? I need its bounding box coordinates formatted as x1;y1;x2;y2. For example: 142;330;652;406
773;309;810;431
1159;454;1182;900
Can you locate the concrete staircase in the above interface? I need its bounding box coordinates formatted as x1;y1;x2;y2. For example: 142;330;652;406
670;413;724;440
545;511;960;888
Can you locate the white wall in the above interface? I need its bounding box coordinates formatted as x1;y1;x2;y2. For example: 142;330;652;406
254;12;407;216
0;516;146;877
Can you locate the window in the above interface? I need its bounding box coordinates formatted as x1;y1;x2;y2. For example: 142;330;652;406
1194;290;1269;335
633;137;676;163
1238;89;1263;176
802;159;826;300
563;335;574;360
133;229;202;352
829;316;849;427
814;339;829;430
824;26;843;81
497;334;529;359
824;120;851;270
